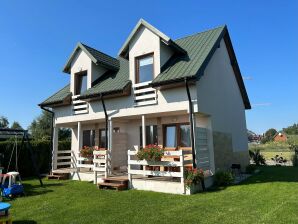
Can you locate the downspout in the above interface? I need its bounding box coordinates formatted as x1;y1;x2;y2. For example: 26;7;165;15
40;106;54;172
184;78;196;169
100;95;108;150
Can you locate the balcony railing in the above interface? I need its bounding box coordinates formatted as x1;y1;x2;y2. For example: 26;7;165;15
72;95;88;115
133;81;157;107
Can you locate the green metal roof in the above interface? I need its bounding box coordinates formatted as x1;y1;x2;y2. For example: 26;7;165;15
39;84;71;106
63;42;119;74
78;57;131;99
151;26;226;85
41;24;250;109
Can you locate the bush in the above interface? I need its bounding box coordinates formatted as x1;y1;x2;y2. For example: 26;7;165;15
0;140;70;177
214;170;234;186
245;164;256;174
291;152;298;167
184;168;204;188
249;149;266;165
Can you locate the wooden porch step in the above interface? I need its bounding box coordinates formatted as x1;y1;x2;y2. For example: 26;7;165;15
97;182;127;191
47;172;69;180
102;178;128;185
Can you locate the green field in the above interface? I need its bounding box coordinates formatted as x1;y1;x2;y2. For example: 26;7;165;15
6;166;298;224
261;151;294;161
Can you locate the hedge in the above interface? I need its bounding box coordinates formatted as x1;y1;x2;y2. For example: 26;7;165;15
0;140;70;177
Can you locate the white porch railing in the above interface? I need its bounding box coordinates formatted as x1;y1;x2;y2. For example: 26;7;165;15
72;95;88;115
93;150;109;184
56;150;73;168
128;150;192;192
77;153;93;169
133;81;157;107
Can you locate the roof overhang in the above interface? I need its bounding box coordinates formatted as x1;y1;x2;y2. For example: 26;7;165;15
62;42;119;74
150;26;251;110
118;19;186;58
77;81;132;101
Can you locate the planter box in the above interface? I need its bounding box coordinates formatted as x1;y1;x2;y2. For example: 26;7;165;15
185;183;203;195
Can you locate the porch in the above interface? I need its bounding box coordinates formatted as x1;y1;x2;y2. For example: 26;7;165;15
51;112;214;194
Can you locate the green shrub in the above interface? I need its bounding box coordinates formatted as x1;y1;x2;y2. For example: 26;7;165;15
214;170;234;186
249;149;266;165
245;164;256;174
291;152;298;167
0;140;70;177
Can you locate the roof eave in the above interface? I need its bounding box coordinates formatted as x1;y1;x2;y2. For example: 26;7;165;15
77;81;132;101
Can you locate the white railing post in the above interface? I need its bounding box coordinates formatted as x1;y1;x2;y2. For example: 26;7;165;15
180;150;185;194
128;150;132;189
93;151;97;184
105;151;108;178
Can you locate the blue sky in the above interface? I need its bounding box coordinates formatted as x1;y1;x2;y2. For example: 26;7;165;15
0;0;297;134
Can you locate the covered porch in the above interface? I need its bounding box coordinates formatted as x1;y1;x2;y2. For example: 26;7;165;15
51;111;214;194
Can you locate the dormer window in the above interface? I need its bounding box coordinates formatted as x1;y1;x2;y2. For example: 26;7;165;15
135;53;154;83
75;71;87;95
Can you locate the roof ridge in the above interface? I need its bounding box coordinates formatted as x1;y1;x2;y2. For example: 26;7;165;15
80;42;118;60
174;25;226;41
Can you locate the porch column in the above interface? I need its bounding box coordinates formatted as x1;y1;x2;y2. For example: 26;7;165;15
77;121;82;152
141;115;146;175
142;115;146;148
52;125;58;171
108;118;112;175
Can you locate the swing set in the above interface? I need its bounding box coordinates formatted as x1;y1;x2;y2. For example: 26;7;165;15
0;128;43;198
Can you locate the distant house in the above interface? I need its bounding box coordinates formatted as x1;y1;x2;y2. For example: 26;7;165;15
273;133;287;142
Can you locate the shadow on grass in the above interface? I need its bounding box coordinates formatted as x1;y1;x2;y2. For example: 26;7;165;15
22;181;64;197
239;166;298;185
13;221;37;224
202;166;298;194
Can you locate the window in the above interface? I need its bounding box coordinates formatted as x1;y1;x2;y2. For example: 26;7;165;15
75;71;87;95
140;125;158;146
83;130;95;147
99;129;107;148
165;125;177;148
179;125;191;147
113;127;120;133
135;54;154;83
164;123;191;148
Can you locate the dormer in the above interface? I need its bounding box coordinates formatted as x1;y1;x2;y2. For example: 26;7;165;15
62;42;120;114
118;19;186;86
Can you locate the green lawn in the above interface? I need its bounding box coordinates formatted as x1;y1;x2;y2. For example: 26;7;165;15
7;166;298;224
261;151;294;161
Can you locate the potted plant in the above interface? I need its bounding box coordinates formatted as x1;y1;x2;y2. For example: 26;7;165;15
80;146;95;161
136;144;164;162
184;168;204;193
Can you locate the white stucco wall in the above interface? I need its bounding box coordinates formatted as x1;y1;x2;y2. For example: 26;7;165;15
128;26;174;84
91;62;107;84
196;39;248;152
70;49;92;93
129;26;160;84
160;41;174;67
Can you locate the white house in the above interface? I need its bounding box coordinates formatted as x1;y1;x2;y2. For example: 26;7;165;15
40;19;251;194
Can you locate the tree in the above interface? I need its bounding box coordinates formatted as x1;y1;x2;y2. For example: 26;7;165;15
29;110;71;140
0;116;9;128
29;111;52;140
10;121;23;130
283;123;298;135
261;128;277;144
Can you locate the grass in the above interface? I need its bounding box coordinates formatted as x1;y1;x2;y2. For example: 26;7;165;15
6;166;298;224
261;151;294;161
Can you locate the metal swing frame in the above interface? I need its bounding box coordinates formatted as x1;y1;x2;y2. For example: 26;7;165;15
0;128;43;186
